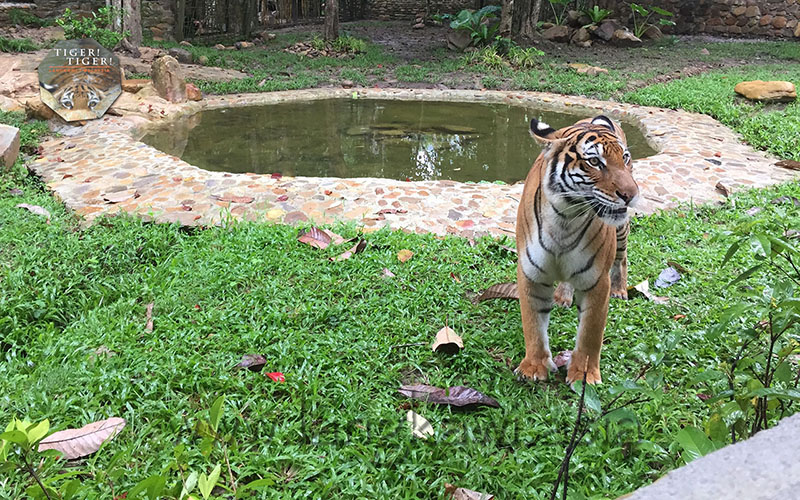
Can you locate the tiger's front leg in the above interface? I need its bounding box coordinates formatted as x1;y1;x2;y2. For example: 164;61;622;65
610;222;630;299
515;265;557;381
566;275;611;385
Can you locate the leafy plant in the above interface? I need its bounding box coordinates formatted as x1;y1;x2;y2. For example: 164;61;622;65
547;0;573;26
508;45;545;68
8;8;53;27
332;34;367;54
0;36;38;53
629;3;675;39
450;5;502;46
582;5;612;25
55;6;129;49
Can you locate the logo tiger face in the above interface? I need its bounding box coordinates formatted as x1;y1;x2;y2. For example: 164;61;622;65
530;115;639;227
41;79;104;111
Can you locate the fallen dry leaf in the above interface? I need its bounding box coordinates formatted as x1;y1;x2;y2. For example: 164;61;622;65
331;239;367;261
17;203;51;222
628;280;668;304
236;354;268;372
144;302;154;332
397;249;414;263
38;417;126;460
715;182;730;197
445;483;495;500
406;410;434;439
554;350;572;368
474;282;518;303
382;268;396;278
322;229;349;246
297;227;332;250
398;385;500;409
666;260;690;274
431;326;463;354
776;160;800;171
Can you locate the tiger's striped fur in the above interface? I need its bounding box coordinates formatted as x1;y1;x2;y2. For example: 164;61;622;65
40;72;107;112
515;115;639;385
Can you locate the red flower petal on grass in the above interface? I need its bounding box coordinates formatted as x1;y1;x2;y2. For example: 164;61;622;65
266;372;285;382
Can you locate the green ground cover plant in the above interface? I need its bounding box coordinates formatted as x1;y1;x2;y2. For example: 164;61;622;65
1;109;798;496
0;36;38;53
624;64;800;161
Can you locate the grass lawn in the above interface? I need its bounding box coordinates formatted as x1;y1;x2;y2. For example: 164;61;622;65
2;116;799;497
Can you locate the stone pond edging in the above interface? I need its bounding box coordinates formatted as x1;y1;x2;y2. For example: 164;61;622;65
29;88;798;237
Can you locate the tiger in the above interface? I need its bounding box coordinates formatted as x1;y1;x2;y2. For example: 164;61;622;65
40;72;108;112
514;115;639;385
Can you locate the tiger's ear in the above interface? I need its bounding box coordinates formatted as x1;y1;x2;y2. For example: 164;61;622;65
591;115;616;132
529;118;558;143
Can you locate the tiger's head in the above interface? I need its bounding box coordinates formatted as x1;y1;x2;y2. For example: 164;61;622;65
530;115;639;227
41;81;103;112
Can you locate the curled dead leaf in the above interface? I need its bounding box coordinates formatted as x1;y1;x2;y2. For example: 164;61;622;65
553;350;572;368
474;282;518;303
432;326;463;354
331;239;367;261
715;182;730;197
445;483;495;500
236;354;268;372
38;417;126;460
628;280;669;304
297;227;332;250
406;410;434;439
775;160;800;171
397;249;414;263
398;384;500;409
17;203;51;222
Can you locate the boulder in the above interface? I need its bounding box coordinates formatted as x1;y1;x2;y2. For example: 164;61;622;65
610;29;642;47
122;78;150;93
214;44;226;50
186;82;202;101
0;124;20;169
197;55;209;65
24;96;55;120
446;30;472;51
734;80;796;102
168;47;193;64
542;25;572;43
0;95;24;113
594;19;623;41
412;22;425;29
795;24;800;37
568;63;608;76
234;41;254;50
566;10;582;27
571;27;591;45
642;25;663;40
151;55;187;103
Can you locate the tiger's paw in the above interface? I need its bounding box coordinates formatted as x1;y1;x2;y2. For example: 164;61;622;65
565;351;602;385
554;282;574;308
610;287;628;300
515;356;556;381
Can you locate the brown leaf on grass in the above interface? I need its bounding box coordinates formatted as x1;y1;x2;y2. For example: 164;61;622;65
431;326;463;354
38;417;126;460
322;229;350;246
776;160;800;171
498;244;517;255
397;249;414;263
8;188;23;196
297;227;332;249
17;203;51;222
398;385;500;409
445;483;495;500
628;280;669;304
666;260;690;274
715;182;730;197
331;239;367;261
554;350;572;368
236;354;268;372
144;302;154;332
474;282;518;303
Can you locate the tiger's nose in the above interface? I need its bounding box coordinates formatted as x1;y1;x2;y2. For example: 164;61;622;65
616;189;635;206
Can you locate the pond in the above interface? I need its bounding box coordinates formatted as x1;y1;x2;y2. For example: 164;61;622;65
141;99;657;184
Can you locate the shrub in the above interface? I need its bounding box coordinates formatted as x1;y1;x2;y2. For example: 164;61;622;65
449;5;502;46
508;45;545;68
55;7;128;49
0;37;38;53
582;5;612;25
333;34;367;54
8;8;53;27
629;3;675;39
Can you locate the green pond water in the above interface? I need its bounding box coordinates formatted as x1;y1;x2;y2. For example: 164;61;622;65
141;99;657;184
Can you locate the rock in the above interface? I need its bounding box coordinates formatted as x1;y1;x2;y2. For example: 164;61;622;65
168;47;193;64
179;40;193;47
214;43;225;50
732;6;747;16
568;63;608;76
642;25;663;40
341;80;354;88
151;55;187;103
0;124;20;169
796;24;800;37
197;55;209;65
412;22;425;29
734;80;796;102
121;78;150;93
186;82;202;101
540;22;555;30
541;25;572;43
566;10;582;27
0;95;24;113
574;40;592;48
571;26;591;45
745;6;760;17
24;97;55;120
446;30;472;51
700;48;710;55
594;19;622;41
235;41;254;50
610;29;642;47
772;16;787;29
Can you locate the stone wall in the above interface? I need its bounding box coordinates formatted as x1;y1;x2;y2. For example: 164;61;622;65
592;0;799;38
365;0;483;20
31;0;103;18
141;0;175;40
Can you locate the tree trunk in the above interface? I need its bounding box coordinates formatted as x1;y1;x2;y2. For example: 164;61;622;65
324;0;339;41
176;0;185;41
122;0;142;47
510;0;528;40
499;0;513;38
530;0;542;31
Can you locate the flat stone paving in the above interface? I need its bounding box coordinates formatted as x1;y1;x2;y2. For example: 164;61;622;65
30;88;799;237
